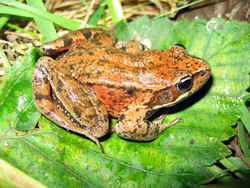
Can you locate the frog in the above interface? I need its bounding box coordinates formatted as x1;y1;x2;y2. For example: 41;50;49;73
32;28;211;152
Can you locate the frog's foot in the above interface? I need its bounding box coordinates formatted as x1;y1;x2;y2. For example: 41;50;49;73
40;28;115;55
153;115;182;133
32;57;108;153
115;106;181;141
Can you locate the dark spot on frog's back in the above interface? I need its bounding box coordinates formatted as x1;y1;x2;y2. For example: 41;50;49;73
81;29;92;40
69;64;74;70
158;90;173;104
56;79;64;91
75;45;85;50
95;41;103;46
87;114;96;120
112;98;117;104
131;128;137;134
126;87;136;96
35;93;51;101
56;87;63;93
73;106;81;118
87;50;94;55
63;38;73;47
121;46;126;51
103;114;109;121
34;74;49;85
107;90;114;96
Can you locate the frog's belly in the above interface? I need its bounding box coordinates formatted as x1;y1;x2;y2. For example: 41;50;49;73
86;85;152;117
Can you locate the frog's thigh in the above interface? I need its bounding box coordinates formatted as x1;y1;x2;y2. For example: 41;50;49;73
115;106;174;141
32;57;108;148
49;70;110;138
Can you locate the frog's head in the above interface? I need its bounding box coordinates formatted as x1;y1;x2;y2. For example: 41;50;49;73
150;46;211;109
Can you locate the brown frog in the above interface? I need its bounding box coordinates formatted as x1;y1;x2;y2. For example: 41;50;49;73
32;28;211;152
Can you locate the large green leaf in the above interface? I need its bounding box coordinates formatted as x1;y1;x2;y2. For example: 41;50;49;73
0;48;41;131
0;17;249;187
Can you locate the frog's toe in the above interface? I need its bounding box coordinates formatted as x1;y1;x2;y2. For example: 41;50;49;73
158;118;182;133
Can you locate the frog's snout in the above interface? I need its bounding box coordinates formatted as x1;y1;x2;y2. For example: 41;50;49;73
192;66;211;92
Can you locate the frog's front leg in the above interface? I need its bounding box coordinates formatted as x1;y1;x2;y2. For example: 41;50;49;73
32;57;109;151
115;105;181;141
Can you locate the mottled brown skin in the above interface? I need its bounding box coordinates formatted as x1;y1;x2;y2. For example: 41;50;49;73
32;28;211;151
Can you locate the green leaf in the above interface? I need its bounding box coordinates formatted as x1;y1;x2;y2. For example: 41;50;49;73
0;48;41;131
0;17;249;187
26;0;57;42
0;159;47;188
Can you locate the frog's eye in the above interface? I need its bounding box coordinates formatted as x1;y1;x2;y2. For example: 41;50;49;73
174;44;186;49
175;76;192;92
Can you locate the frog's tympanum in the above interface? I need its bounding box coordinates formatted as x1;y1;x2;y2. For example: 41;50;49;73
32;28;211;151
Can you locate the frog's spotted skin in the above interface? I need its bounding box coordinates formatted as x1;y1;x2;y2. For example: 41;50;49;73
32;28;210;151
40;28;116;55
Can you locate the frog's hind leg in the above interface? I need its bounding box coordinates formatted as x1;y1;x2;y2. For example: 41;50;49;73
115;105;181;141
40;28;115;55
32;57;108;152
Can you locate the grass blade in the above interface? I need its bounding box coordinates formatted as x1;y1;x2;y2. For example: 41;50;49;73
7;23;41;40
107;0;124;24
0;15;9;30
0;5;33;17
238;120;250;163
87;3;106;27
239;104;250;134
0;0;81;30
26;0;57;42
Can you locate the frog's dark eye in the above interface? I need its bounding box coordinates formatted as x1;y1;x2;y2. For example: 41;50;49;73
175;76;192;92
174;44;186;49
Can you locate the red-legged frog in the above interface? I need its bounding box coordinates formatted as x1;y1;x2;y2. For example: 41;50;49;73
32;28;211;151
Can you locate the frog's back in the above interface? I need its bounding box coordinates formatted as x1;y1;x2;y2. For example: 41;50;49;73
61;47;170;116
60;46;209;116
